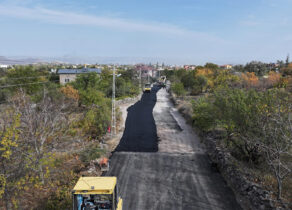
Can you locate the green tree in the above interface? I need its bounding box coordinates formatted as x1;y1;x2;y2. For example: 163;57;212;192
171;82;186;96
79;88;111;137
244;61;268;76
205;63;219;70
233;65;245;72
0;110;23;209
195;75;208;93
73;72;101;91
192;98;215;131
285;54;290;67
181;71;196;90
6;66;49;95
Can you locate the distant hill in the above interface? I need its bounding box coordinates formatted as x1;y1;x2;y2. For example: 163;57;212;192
0;56;43;65
0;55;175;65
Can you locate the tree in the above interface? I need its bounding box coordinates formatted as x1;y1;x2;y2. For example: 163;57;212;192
213;70;240;90
281;63;292;76
241;72;259;88
195;75;208;93
11;90;69;185
205;63;219;70
73;72;101;91
266;71;281;87
277;60;285;69
241;91;292;199
0;110;21;209
233;65;245;72
195;66;204;70
285;54;290;67
212;88;264;162
192;97;215;131
6;66;49;95
171;82;186;96
78;88;111;138
244;61;268;76
181;71;196;90
174;69;188;81
60;85;80;101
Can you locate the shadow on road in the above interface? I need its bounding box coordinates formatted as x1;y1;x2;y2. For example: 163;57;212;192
115;85;161;152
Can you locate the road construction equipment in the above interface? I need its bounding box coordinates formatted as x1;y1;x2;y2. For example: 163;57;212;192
72;177;123;210
143;83;151;93
158;76;166;87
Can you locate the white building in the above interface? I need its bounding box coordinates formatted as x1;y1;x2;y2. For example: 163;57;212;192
0;64;9;68
58;68;102;85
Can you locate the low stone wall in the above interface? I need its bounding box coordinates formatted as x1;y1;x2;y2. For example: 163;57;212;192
204;137;276;210
169;92;282;210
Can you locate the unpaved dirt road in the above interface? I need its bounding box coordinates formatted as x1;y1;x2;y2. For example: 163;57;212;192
106;86;242;210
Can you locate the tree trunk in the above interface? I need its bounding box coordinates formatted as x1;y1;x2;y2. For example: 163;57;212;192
39;164;45;185
277;177;282;200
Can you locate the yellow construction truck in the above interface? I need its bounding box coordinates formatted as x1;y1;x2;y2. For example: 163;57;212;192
143;83;151;93
72;177;123;210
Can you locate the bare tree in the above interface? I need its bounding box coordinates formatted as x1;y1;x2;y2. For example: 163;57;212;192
259;104;291;199
244;103;292;200
11;90;69;184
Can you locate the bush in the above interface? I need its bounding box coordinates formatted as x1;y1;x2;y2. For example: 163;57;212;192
192;98;215;131
194;75;208;93
172;82;186;96
79;145;105;165
43;186;72;210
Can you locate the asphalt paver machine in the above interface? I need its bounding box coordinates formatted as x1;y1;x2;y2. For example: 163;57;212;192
72;177;123;210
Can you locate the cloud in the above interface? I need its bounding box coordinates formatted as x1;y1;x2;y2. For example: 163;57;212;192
0;4;188;35
0;3;238;63
0;3;230;45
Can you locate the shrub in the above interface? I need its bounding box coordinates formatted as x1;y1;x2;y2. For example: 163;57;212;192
192;98;215;131
171;82;186;96
79;145;105;165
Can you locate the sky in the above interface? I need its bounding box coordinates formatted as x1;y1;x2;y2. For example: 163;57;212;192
0;0;291;65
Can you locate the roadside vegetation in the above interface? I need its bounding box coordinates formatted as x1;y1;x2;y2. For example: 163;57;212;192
165;60;292;205
0;65;139;209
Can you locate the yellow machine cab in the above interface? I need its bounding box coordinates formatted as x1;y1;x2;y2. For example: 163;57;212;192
144;83;151;93
72;177;123;210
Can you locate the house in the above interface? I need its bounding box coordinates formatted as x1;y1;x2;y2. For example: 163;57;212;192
58;68;102;85
183;65;196;70
0;64;9;68
220;64;233;70
135;64;156;77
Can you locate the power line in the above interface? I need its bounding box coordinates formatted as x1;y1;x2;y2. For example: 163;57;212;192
0;68;104;83
0;80;59;89
0;84;62;104
0;75;51;81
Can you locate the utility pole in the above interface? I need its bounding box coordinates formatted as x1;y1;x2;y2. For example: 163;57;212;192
111;66;116;136
139;68;142;91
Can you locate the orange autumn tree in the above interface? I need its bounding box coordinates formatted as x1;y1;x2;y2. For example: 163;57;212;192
196;68;215;90
196;68;214;78
241;72;259;88
267;71;281;87
60;85;80;101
